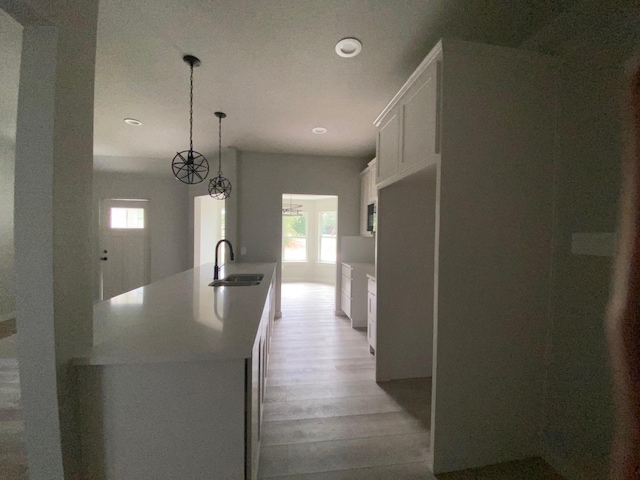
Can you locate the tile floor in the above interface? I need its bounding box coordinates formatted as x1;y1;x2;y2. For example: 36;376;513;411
259;282;564;480
0;334;28;480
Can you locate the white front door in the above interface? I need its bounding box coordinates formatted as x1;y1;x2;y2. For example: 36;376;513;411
99;199;150;301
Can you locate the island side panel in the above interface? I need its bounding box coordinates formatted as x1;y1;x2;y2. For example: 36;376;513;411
78;359;246;480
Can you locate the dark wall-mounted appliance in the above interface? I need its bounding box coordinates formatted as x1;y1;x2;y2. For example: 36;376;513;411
367;203;376;233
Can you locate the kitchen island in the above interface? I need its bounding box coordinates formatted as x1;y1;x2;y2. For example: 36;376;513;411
75;262;276;480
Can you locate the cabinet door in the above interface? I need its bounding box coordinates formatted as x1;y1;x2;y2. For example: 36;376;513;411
248;337;260;480
376;112;400;186
368;161;377;203
341;292;352;319
360;172;369;236
368;291;376;323
401;59;440;173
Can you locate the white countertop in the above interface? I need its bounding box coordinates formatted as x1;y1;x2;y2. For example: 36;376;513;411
75;262;276;366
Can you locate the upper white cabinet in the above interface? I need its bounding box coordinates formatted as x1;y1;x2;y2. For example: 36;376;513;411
359;158;377;237
368;158;377;203
401;60;440;172
375;50;440;188
375;113;401;186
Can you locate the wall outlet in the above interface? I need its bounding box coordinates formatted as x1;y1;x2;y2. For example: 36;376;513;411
241;247;246;255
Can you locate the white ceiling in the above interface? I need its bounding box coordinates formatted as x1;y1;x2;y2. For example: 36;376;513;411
2;1;578;162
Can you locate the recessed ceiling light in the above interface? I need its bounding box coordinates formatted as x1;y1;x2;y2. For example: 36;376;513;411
335;38;362;58
124;118;142;126
312;127;327;134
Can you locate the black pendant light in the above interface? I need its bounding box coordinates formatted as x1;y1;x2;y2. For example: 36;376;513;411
208;112;232;199
172;55;209;184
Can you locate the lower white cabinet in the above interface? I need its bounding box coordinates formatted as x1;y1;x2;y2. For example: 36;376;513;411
367;276;376;354
341;262;374;328
360;158;377;237
77;280;276;480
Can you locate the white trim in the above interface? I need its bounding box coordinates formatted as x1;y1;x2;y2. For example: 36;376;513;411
374;40;443;126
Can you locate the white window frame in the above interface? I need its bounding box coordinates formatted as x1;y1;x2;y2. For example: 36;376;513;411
318;211;337;264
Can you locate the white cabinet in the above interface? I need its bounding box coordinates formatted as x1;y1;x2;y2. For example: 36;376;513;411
367;276;376;354
367;158;377;203
374;38;558;473
376;113;401;186
359;170;371;237
374;50;440;188
248;284;274;479
359;158;377;237
77;268;276;480
341;262;374;328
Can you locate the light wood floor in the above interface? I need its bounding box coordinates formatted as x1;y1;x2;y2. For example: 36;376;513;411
259;282;564;480
0;335;28;480
259;282;433;479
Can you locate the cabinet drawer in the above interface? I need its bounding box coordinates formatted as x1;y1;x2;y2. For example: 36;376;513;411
341;264;353;279
367;291;376;322
367;278;376;295
368;317;376;351
341;292;352;319
341;274;352;297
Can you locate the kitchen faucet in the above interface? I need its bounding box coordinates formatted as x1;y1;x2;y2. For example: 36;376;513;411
214;239;235;280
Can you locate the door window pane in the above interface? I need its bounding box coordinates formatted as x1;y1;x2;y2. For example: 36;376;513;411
110;208;144;229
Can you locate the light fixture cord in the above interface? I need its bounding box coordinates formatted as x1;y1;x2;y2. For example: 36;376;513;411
189;61;194;153
218;114;222;174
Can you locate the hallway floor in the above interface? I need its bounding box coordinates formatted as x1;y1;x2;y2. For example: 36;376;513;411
258;282;564;480
0;334;28;480
259;282;432;479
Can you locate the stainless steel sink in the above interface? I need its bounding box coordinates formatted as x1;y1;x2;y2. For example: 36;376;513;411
225;274;264;282
208;273;264;287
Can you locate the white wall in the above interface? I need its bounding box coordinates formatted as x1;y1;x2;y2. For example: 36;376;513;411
522;1;640;477
282;196;338;284
6;0;100;478
376;168;434;382
187;148;239;269
0;9;21;321
236;151;367;316
194;195;225;267
430;41;556;473
93;163;191;302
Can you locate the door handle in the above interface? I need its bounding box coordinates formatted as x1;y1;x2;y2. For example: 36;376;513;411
100;257;108;261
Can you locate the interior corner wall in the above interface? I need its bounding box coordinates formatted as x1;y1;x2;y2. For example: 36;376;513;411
0;9;21;321
376;169;434;382
92;167;190;302
520;3;640;477
543;48;637;480
236;151;368;317
9;0;100;478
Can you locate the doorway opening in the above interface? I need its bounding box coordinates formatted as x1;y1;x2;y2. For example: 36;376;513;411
99;199;151;301
193;195;226;268
281;194;338;286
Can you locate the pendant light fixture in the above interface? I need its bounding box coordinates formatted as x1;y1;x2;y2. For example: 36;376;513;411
208;112;232;199
172;55;209;184
282;194;303;216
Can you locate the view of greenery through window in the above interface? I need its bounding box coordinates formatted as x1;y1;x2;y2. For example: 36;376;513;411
283;214;308;261
320;211;337;262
